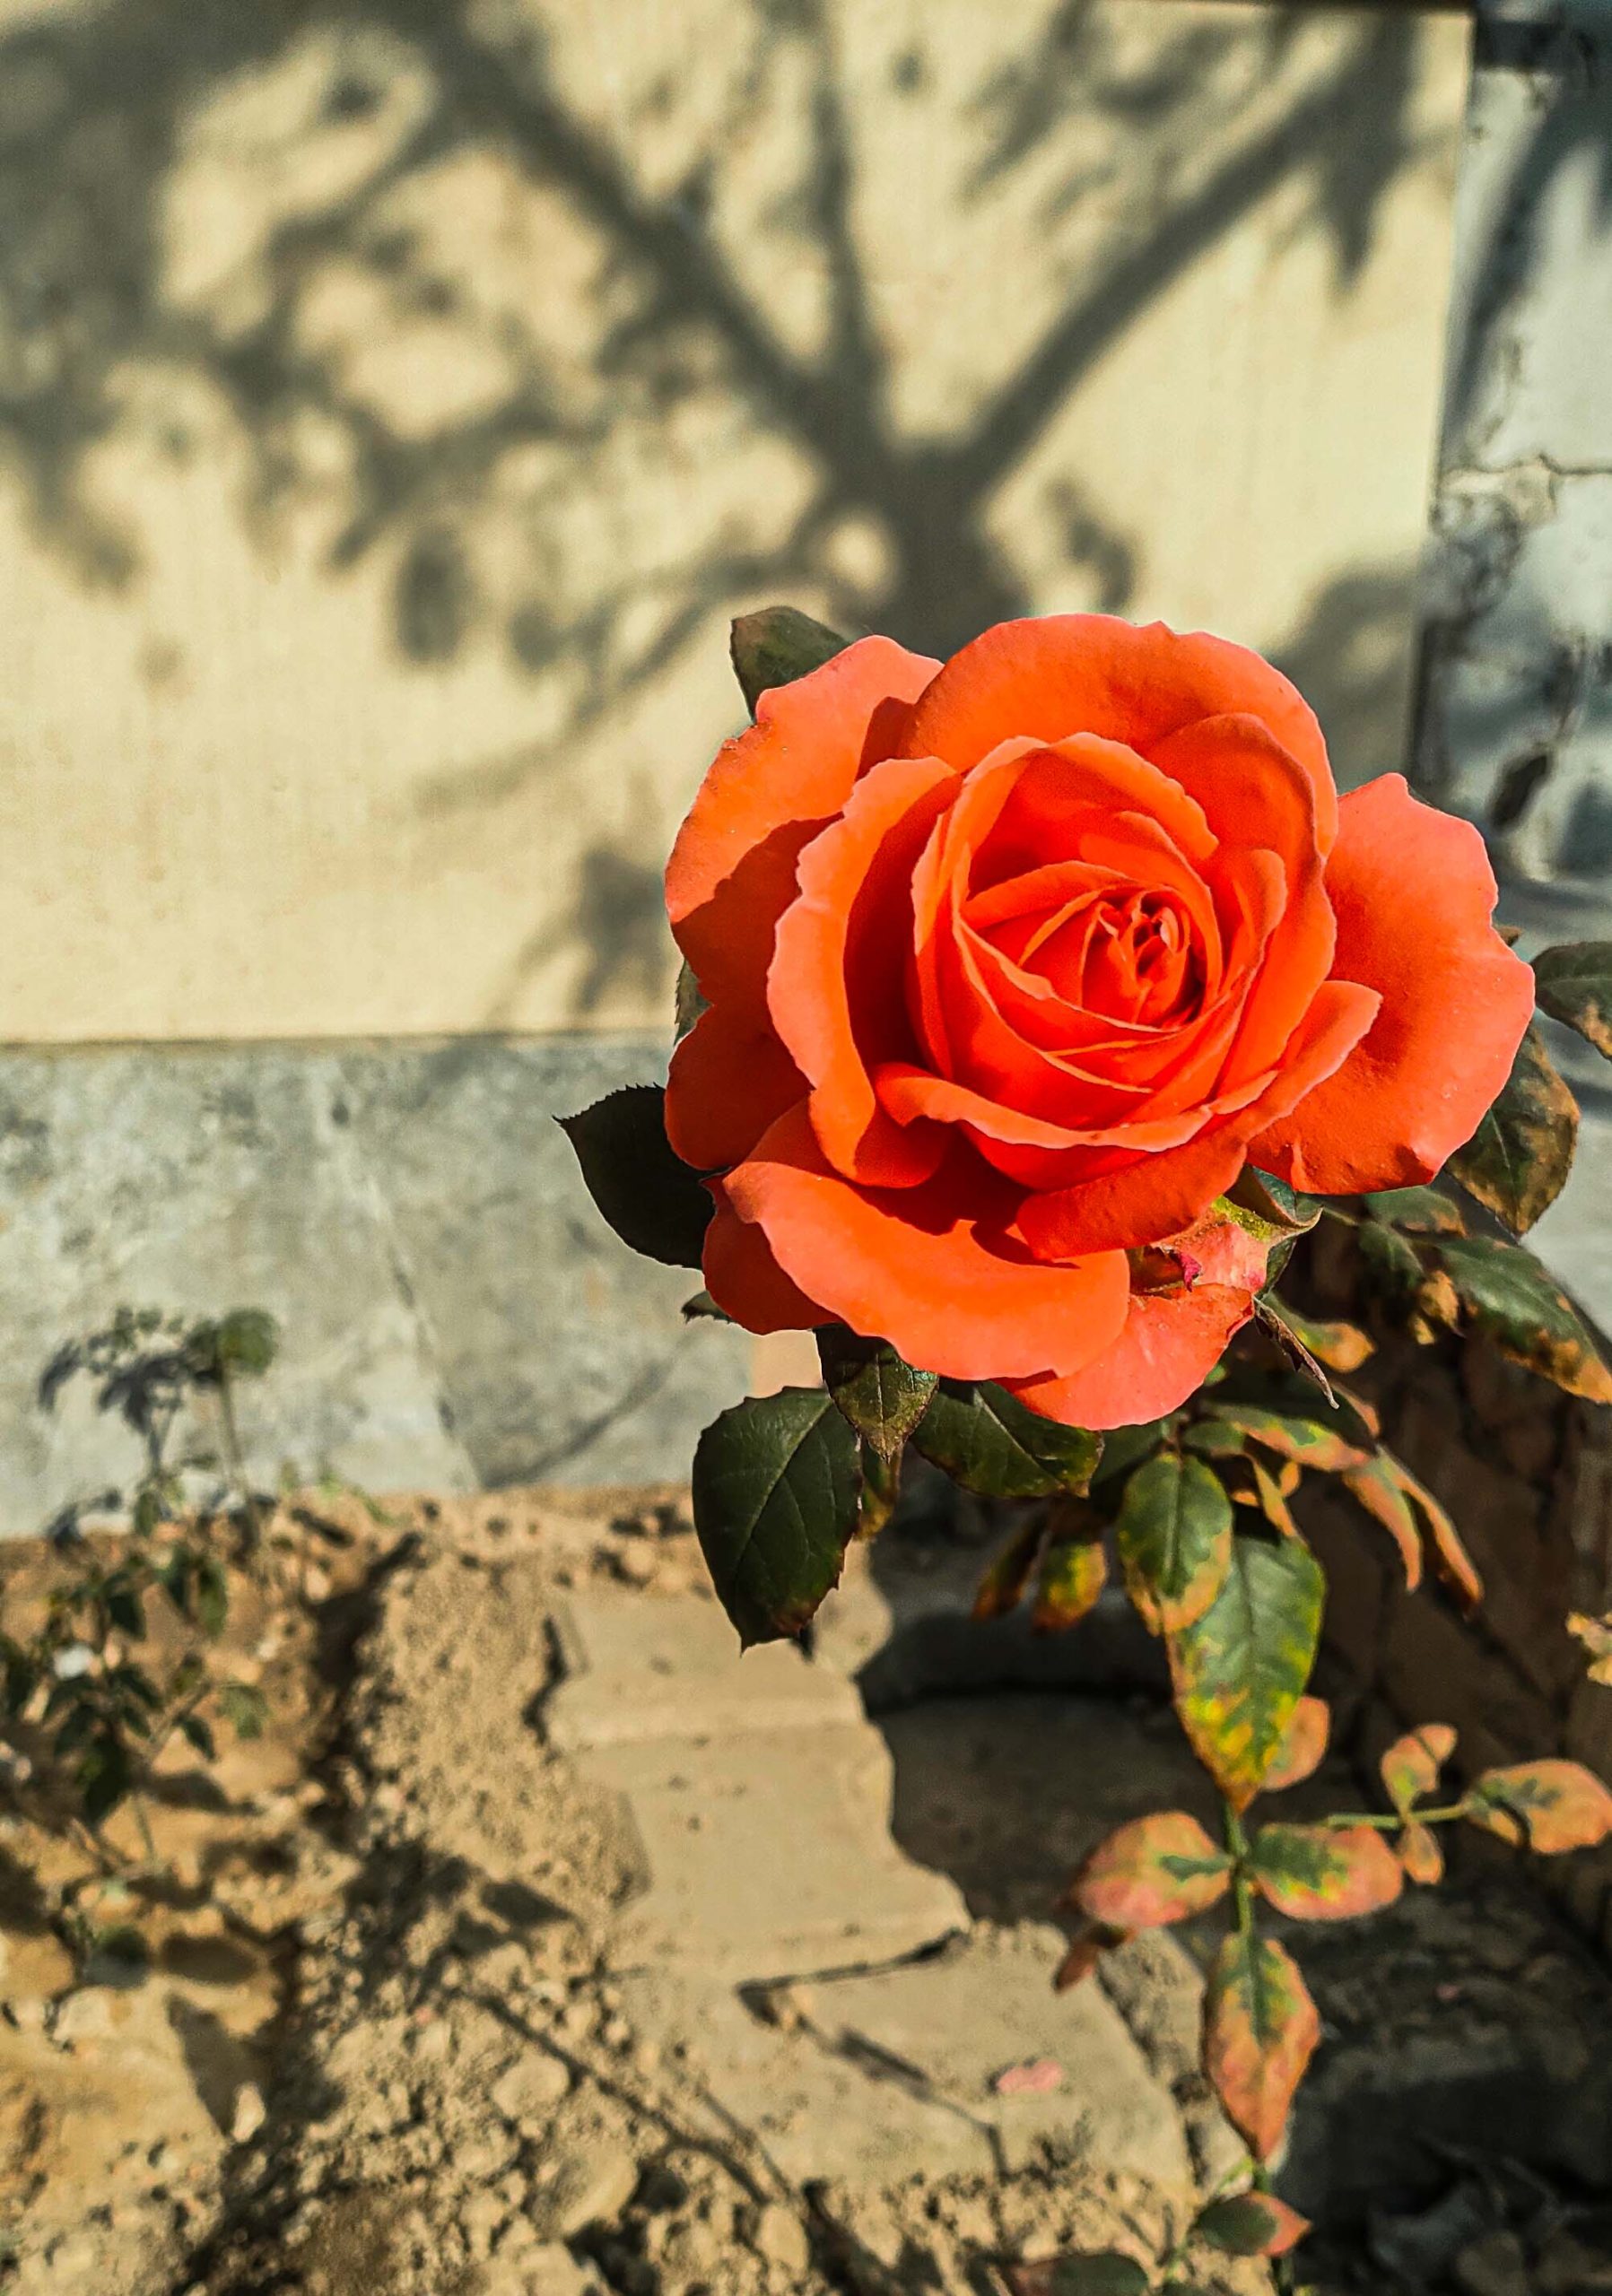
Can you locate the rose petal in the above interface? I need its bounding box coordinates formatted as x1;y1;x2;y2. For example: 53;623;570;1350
665;1008;806;1173
701;1181;827;1332
721;1105;1131;1381
1016;979;1381;1254
899;615;1337;852
768;754;957;1187
1149;717;1338;1089
1250;777;1537;1194
1008;1283;1257;1430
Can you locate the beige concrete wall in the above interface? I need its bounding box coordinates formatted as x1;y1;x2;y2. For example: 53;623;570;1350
0;0;1469;1045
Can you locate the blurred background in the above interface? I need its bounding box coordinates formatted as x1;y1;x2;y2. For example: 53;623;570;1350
0;0;1607;1518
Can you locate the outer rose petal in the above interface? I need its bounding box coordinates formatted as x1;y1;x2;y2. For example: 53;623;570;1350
666;1006;804;1173
1250;777;1537;1195
721;1106;1131;1381
665;634;936;1173
768;754;956;1187
702;1182;827;1332
899;615;1337;853
667;634;938;983
1008;1283;1257;1431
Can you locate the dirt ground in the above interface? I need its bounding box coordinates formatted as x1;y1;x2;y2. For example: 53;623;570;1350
2;1492;1611;2296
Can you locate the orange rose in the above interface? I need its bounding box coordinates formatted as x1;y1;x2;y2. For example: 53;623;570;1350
666;617;1534;1428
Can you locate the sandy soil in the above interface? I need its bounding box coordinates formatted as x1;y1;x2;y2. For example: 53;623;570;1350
0;1492;1268;2296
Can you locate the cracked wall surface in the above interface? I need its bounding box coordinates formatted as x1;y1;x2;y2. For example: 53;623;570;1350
1416;0;1612;907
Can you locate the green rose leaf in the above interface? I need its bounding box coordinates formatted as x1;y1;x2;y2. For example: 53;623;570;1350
1363;1185;1467;1235
1168;1534;1325;1808
1114;1452;1233;1636
1533;939;1612;1057
730;606;849;717
1446;1022;1578;1236
815;1328;937;1463
560;1084;712;1269
1225;1165;1324;1233
1428;1232;1612;1403
911;1379;1102;1500
692;1388;861;1646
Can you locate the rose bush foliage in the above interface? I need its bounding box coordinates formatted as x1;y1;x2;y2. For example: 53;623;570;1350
667;615;1533;1427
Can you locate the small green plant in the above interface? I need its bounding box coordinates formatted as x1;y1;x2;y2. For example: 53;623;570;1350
1;1308;279;1858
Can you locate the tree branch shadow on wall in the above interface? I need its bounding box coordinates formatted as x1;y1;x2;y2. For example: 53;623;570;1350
0;0;1428;1022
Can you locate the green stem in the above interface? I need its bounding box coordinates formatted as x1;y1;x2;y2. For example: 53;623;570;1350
1313;1800;1470;1831
856;1442;901;1539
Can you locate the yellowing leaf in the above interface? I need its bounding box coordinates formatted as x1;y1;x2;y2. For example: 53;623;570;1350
1466;1760;1612;1854
1399;1822;1445;1885
1381;1723;1457;1813
1202;1931;1320;2161
1033;1506;1110;1633
1268;1309;1374;1375
1168;1535;1325;1809
1072;1811;1233;1929
1247;1822;1405;1920
1533;940;1612;1058
1568;1612;1612;1686
1262;1695;1330;1793
1115;1452;1233;1635
1246;1454;1299;1541
1341;1455;1424;1590
972;1519;1047;1623
1431;1234;1612;1406
1447;1023;1578;1236
1200;1402;1371;1474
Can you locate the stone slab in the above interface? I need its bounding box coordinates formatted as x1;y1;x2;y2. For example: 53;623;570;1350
0;1038;749;1529
620;1925;1190;2192
545;1590;863;1751
580;1726;967;1980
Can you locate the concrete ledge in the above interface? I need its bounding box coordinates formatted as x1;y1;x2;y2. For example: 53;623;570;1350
0;1035;748;1531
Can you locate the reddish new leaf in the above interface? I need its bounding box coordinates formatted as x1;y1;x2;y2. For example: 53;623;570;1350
1262;1696;1330;1793
1467;1760;1612;1853
1247;1822;1405;1920
1203;1931;1320;2161
1399;1822;1445;1885
1072;1811;1233;1929
1193;2191;1311;2257
1381;1723;1457;1813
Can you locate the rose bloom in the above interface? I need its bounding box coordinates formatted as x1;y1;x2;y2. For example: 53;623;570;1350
665;617;1534;1428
